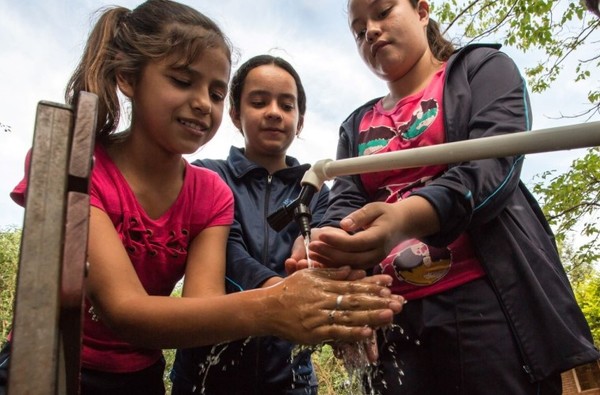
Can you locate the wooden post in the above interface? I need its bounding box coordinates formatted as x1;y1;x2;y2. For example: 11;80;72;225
8;92;97;395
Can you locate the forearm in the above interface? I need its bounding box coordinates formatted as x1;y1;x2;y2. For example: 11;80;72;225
90;268;403;349
91;289;273;349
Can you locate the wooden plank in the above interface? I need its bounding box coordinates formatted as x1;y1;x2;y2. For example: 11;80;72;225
58;92;97;395
8;102;73;394
67;91;97;181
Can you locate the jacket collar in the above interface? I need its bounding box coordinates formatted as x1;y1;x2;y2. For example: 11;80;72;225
225;146;310;181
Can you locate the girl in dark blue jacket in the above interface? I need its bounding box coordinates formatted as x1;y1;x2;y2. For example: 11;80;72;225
287;0;600;394
171;55;329;394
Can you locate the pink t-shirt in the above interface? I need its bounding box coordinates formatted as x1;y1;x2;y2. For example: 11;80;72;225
11;144;234;372
357;65;485;300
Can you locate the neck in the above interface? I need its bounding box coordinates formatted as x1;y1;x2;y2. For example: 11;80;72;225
384;52;443;110
105;134;185;219
244;149;287;174
106;133;184;185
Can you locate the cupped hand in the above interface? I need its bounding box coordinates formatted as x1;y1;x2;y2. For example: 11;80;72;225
307;204;399;270
285;227;331;274
264;267;404;345
309;198;439;270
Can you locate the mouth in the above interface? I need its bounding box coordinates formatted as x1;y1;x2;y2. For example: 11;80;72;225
261;127;287;134
179;118;210;134
371;40;389;58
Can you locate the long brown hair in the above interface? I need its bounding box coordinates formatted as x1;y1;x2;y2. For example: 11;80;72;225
408;0;455;61
65;0;232;141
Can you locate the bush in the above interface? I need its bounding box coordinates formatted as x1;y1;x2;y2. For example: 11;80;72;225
0;227;20;341
312;344;364;395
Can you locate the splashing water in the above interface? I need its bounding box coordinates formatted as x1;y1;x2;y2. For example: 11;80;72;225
193;337;253;393
304;235;313;269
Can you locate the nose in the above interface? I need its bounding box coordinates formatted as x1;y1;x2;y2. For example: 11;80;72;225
191;90;211;115
365;21;381;43
265;102;282;121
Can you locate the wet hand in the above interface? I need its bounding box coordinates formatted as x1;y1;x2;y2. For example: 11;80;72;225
285;227;330;274
263;267;404;345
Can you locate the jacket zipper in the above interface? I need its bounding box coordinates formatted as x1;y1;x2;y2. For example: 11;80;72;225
262;175;272;267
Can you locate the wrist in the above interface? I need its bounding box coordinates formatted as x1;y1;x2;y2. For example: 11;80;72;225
260;276;284;288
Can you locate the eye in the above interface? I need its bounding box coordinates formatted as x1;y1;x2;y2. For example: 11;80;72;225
210;90;226;102
281;102;296;112
377;7;392;20
251;100;266;108
354;28;366;42
171;77;191;87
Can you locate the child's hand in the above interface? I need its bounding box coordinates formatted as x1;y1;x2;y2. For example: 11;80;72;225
285;227;335;274
309;197;439;270
264;268;404;345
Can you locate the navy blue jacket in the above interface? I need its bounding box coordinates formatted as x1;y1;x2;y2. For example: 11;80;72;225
321;44;599;382
171;146;329;394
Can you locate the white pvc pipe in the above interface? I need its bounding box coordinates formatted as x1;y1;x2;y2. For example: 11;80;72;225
301;121;600;190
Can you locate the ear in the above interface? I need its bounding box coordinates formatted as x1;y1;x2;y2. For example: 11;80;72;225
116;71;135;99
229;106;243;134
295;115;305;137
417;1;430;23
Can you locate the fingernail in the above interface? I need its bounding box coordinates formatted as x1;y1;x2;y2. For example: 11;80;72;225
379;288;391;297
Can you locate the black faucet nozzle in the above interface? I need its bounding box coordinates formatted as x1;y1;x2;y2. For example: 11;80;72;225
267;184;317;237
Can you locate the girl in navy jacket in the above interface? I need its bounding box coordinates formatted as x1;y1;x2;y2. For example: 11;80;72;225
171;55;329;394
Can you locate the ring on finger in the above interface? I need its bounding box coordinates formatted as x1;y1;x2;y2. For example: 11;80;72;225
335;295;343;310
328;310;336;325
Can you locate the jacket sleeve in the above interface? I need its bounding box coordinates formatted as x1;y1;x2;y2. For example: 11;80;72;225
224;186;329;292
224;216;279;293
194;158;279;292
310;183;331;227
413;49;532;246
318;106;374;227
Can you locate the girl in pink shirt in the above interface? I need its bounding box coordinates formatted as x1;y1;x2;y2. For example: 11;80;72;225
6;1;404;393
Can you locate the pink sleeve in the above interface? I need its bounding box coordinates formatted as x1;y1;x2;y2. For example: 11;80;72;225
208;173;234;227
10;149;32;207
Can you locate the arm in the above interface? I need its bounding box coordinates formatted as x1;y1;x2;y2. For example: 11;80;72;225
309;49;530;269
223;216;281;292
228;173;331;288
85;207;403;348
415;49;530;246
181;224;229;298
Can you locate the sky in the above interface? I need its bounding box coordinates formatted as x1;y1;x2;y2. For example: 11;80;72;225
0;0;599;229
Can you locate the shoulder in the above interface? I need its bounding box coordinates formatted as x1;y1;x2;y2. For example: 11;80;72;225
184;163;234;211
192;157;227;173
448;43;513;72
90;144;120;192
186;162;229;189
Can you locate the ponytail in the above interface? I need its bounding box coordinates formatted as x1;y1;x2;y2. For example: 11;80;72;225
427;18;455;61
66;7;129;140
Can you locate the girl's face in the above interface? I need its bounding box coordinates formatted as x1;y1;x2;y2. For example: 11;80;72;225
231;64;303;161
119;46;231;155
348;0;430;82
